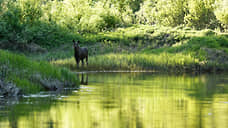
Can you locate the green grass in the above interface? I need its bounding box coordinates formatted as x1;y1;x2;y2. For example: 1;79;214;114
52;53;201;72
0;50;79;94
2;25;228;73
50;25;228;72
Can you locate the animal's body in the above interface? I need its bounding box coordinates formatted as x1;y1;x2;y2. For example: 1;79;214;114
73;40;88;68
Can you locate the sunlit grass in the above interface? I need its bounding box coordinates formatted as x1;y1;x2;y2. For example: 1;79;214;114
52;53;203;72
29;25;227;73
0;50;79;94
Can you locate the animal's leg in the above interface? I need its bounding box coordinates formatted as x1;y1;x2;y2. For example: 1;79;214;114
86;56;88;66
77;62;79;68
81;59;84;67
76;60;79;68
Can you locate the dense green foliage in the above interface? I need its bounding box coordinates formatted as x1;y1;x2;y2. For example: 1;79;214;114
0;0;228;50
0;50;79;93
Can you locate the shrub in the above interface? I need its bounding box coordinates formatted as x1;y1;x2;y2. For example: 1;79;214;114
215;0;228;31
154;0;188;26
135;0;156;24
184;0;219;29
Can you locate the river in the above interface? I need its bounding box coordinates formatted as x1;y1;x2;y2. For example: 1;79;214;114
0;72;228;128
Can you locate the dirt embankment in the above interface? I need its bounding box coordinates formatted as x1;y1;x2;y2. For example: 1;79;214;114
203;48;228;64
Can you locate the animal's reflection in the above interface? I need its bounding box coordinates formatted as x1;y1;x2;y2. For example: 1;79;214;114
77;73;88;85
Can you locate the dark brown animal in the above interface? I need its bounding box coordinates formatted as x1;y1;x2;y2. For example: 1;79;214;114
73;40;88;68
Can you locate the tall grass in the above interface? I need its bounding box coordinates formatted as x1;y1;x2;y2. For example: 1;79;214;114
52;53;203;72
0;50;79;94
47;25;228;72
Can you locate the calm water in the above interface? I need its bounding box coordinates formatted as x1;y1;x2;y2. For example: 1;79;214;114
0;72;228;128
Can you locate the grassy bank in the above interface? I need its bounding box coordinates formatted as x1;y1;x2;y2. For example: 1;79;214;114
50;25;228;72
0;50;79;94
52;53;201;72
52;53;227;72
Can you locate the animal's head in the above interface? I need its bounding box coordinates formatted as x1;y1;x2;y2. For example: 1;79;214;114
73;40;80;49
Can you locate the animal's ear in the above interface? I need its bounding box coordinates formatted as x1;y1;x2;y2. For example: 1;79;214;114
73;40;75;43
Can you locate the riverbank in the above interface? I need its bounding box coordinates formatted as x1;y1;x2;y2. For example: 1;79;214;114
0;50;79;97
1;25;228;85
49;25;228;72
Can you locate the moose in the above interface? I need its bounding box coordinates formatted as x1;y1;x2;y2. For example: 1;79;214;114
73;40;88;68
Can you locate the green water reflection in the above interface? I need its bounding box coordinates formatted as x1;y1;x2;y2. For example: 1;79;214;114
0;73;228;128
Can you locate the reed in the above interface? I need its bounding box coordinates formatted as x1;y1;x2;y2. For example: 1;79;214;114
52;53;204;72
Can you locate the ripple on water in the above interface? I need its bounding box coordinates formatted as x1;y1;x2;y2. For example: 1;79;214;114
23;94;54;98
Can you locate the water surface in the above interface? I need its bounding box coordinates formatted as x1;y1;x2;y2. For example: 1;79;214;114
0;73;228;128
